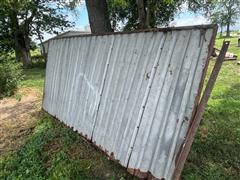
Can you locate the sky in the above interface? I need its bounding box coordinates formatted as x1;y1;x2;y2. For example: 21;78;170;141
41;4;240;42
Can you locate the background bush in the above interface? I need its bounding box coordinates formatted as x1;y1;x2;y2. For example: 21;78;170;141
0;57;23;99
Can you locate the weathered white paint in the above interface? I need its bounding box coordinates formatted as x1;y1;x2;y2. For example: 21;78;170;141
43;25;215;180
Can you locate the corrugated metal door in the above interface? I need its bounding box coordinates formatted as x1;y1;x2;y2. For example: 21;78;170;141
43;25;215;180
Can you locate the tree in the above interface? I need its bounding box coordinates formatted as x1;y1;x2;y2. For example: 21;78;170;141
209;12;227;37
218;0;240;37
136;0;147;28
188;0;240;37
0;0;73;66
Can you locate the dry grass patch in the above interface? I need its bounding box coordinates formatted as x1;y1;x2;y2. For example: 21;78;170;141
0;88;41;155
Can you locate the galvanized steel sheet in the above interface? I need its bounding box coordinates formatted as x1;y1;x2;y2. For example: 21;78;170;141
43;25;215;180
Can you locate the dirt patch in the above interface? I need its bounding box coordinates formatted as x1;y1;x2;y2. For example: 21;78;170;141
0;88;42;155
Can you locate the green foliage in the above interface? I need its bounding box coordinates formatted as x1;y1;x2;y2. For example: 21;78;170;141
0;0;73;63
108;0;183;31
209;0;240;36
0;58;23;98
188;0;240;36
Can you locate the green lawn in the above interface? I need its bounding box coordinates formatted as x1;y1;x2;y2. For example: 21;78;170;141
0;37;239;179
0;112;137;180
20;68;45;90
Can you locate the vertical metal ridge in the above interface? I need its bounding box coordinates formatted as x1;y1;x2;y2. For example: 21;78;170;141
62;39;76;125
102;35;130;147
66;38;77;122
73;37;92;133
91;35;115;139
140;31;179;167
93;35;124;146
71;37;86;130
162;30;195;177
117;33;148;164
127;32;167;167
79;36;95;132
56;39;70;118
129;30;189;175
165;30;206;179
160;30;193;177
107;34;137;150
81;36;100;133
111;33;146;154
115;32;158;163
122;32;158;165
147;32;180;172
49;40;62;114
68;38;83;127
62;39;75;123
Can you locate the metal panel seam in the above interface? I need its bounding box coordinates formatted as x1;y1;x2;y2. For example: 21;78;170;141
126;33;168;167
90;36;115;140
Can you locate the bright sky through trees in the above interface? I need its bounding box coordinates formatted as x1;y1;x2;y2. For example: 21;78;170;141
41;4;240;42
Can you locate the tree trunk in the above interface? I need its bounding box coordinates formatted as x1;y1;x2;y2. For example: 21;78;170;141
21;48;31;66
35;26;47;64
17;32;32;66
226;23;230;37
10;10;21;62
136;0;147;29
220;26;223;38
38;35;47;65
14;34;21;62
10;7;31;66
85;0;113;33
146;0;151;28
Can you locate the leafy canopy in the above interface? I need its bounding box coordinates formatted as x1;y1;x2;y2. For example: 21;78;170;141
108;0;184;31
0;0;74;53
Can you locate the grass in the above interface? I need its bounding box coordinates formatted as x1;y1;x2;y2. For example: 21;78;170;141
0;112;136;180
0;36;240;179
20;68;45;91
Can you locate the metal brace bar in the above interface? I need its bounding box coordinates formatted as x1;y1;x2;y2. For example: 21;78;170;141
172;41;230;180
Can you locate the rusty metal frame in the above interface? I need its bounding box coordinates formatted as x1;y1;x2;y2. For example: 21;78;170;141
172;41;230;180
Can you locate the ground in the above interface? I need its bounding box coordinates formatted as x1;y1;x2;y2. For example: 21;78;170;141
0;36;239;179
0;88;41;154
